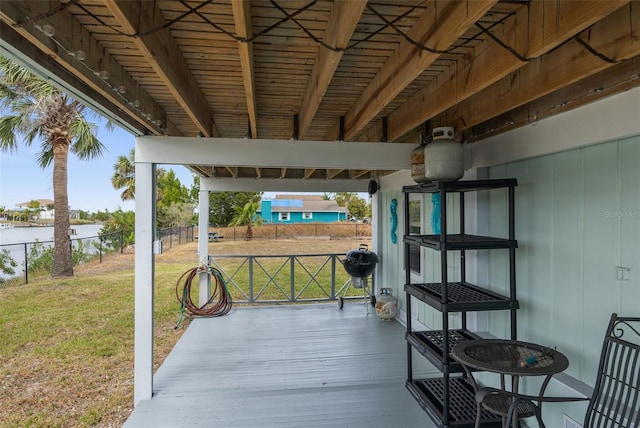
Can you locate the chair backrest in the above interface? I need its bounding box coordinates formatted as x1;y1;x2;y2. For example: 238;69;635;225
585;313;640;428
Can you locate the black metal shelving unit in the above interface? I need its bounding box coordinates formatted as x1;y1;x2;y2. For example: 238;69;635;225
403;179;518;427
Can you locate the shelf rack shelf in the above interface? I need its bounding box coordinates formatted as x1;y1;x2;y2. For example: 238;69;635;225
403;178;518;427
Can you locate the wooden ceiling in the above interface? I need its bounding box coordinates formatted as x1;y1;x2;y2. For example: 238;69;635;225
1;0;639;181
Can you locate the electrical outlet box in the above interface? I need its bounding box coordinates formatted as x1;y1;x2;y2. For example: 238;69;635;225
616;266;631;281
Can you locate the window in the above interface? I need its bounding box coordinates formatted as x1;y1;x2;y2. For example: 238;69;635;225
279;212;290;221
408;195;422;275
302;212;313;220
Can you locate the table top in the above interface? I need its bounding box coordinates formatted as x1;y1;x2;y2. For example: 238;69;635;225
451;339;569;377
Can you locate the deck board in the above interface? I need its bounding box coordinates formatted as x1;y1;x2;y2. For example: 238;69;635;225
124;303;439;427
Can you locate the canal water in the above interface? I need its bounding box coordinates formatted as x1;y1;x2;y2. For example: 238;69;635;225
0;224;104;281
0;224;103;245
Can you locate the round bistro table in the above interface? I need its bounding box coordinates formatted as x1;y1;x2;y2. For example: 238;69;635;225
451;339;569;428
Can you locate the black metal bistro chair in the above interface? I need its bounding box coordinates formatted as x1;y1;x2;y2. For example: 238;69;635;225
480;313;640;428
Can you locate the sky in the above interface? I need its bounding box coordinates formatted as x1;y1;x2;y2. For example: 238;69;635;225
0;121;195;213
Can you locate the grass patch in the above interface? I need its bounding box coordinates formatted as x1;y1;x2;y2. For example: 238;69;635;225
0;238;367;427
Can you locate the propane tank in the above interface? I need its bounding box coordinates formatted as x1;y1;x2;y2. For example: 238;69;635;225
375;288;398;320
411;139;428;183
424;126;464;181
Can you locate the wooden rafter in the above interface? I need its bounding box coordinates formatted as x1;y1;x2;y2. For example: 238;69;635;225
304;169;316;179
255;167;262;178
327;169;344;179
225;167;237;178
349;170;369;179
280;168;287;179
297;0;366;140
232;0;258;139
104;0;217;137
432;3;640;134
385;0;629;141
325;0;497;141
0;1;168;135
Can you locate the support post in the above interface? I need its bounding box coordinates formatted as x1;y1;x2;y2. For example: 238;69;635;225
198;189;211;306
134;161;156;405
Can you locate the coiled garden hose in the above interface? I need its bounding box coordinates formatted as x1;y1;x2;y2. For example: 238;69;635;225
174;265;232;328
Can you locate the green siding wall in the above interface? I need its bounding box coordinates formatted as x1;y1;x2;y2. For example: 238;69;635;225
486;135;640;425
381;135;639;427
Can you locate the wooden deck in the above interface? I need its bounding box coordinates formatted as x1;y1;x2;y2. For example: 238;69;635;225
124;303;439;427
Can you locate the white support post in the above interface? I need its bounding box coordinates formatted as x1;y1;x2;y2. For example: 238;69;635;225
134;161;156;406
371;191;381;296
198;189;211;306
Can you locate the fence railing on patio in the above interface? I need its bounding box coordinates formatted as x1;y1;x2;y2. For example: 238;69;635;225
209;253;373;304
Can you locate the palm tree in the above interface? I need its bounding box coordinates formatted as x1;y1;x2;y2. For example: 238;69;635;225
111;148;136;201
111;147;166;202
229;201;260;241
0;56;107;277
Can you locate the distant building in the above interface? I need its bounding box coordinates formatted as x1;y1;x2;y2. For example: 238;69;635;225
258;195;347;224
16;198;55;220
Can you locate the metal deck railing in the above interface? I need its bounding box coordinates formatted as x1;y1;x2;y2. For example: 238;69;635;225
208;253;372;304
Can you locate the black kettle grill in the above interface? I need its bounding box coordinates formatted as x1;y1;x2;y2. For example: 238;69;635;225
338;244;378;312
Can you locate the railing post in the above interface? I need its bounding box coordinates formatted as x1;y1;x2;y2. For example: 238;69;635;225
24;243;28;284
290;256;295;302
248;256;254;303
120;230;124;254
275;224;278;240
99;238;103;263
331;255;336;299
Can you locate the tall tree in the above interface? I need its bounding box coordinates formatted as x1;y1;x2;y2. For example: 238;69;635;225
347;195;368;220
334;192;356;219
0;56;107;277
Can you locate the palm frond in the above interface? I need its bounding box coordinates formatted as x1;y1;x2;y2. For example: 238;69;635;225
0;116;20;151
36;139;54;168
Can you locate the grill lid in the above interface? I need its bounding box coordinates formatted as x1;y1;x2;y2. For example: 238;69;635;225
341;244;379;277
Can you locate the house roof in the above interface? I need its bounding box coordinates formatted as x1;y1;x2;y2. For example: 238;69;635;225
2;1;638;183
16;199;54;208
262;197;346;213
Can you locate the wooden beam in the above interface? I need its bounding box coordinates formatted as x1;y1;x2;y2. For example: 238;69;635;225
104;0;217;137
467;56;640;142
255;167;262;178
0;1;167;135
350;170;370;179
232;0;258;139
225;167;237;178
297;0;366;140
280;168;287;179
327;169;344;179
433;3;640;134
325;0;498;141
304;169;316;179
0;21;147;135
386;0;629;141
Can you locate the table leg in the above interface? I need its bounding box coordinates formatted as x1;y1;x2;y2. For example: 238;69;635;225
511;376;520;428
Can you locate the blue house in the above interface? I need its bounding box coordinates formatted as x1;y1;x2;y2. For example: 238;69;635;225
258;195;346;224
